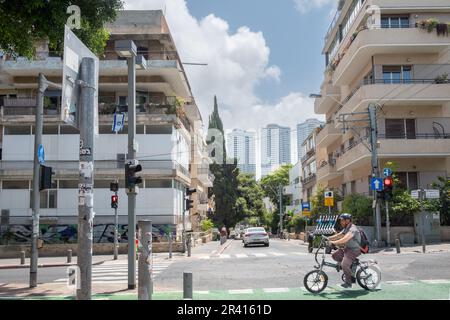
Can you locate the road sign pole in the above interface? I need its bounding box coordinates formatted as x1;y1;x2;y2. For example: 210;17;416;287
369;104;382;246
279;185;283;238
30;73;47;288
114;190;119;260
127;52;137;290
76;58;96;300
138;220;152;300
386;201;390;247
419;189;426;253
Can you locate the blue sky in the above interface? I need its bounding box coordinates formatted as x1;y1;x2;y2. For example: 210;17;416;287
185;0;335;103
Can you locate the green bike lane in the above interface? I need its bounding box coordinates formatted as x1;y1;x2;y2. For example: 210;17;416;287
2;281;449;300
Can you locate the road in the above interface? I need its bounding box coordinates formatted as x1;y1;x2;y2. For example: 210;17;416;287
1;239;450;299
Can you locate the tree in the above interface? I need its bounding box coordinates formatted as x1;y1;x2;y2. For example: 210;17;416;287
260;164;292;233
0;0;123;58
342;193;373;225
431;176;450;225
236;173;267;225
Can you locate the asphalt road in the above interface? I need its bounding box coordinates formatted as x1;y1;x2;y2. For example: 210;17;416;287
1;239;450;299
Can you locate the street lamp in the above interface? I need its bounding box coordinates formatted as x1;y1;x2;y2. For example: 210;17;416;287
115;40;137;58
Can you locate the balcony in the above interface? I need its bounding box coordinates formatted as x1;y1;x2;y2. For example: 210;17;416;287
301;147;316;164
333;27;450;86
335;137;371;171
314;82;341;114
0;97;61;118
197;166;214;186
378;134;450;159
301;173;316;187
317;159;342;183
316;122;341;148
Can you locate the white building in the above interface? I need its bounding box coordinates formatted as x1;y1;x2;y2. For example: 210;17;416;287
297;119;324;160
0;11;213;243
260;124;291;177
227;129;256;176
284;161;303;214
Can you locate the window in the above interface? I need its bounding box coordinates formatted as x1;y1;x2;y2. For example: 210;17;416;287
145;180;172;188
351;181;356;194
383;65;412;84
136;125;145;134
396;172;419;190
145;125;172;134
94;180;112;189
2;180;29;189
99;125;113;134
60;125;79;134
43;125;58;134
30;190;57;208
341;184;347;197
59;180;78;188
381;16;409;29
4;126;31;135
385;119;416;139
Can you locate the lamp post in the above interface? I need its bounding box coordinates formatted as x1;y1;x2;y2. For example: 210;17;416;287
115;40;148;290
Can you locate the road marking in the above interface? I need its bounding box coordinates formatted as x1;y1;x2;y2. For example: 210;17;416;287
211;250;217;254
195;291;210;295
253;253;267;257
385;280;413;285
292;252;308;256
421;279;450;284
199;256;211;260
219;254;231;259
263;288;289;293
235;254;248;258
268;252;285;256
229;289;253;294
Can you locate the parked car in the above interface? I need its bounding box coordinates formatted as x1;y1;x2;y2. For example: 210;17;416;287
243;227;269;247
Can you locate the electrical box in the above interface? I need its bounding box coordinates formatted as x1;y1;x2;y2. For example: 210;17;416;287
414;211;441;244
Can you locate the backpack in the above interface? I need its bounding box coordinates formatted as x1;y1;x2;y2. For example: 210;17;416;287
358;228;369;254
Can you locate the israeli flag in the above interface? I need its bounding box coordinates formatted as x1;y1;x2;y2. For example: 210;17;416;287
112;112;125;133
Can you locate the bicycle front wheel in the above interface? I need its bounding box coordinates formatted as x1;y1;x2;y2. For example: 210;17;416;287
356;265;381;291
303;270;328;294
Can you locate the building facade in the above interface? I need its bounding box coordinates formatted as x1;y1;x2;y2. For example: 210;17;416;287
260;124;291;177
314;0;450;199
226;129;256;176
0;10;213;242
284;161;303;214
297;119;324;160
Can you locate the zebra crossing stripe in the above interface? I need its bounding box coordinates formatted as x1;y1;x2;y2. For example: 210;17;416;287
253;253;267;257
420;279;450;284
195;291;210;294
235;254;247;258
219;254;231;259
229;289;253;294
385;280;413;285
268;252;285;256
263;288;289;293
292;252;307;255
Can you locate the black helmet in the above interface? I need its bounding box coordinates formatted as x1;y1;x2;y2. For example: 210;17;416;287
339;213;352;220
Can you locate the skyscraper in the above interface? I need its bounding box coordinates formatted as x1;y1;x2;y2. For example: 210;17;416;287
227;129;256;176
261;124;291;177
297;119;324;160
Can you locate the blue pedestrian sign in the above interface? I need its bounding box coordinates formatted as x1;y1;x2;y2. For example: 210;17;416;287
37;144;45;165
302;202;311;212
371;178;383;191
383;168;392;177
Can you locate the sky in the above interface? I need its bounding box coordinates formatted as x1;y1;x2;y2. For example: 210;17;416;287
123;0;335;173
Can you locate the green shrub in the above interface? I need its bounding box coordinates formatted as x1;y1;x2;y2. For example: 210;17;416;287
200;219;214;232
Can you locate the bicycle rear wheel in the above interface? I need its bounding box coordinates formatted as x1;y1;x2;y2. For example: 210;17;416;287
303;270;328;294
356;265;381;291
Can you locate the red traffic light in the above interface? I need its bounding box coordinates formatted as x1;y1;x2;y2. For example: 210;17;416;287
384;177;393;187
112;195;118;202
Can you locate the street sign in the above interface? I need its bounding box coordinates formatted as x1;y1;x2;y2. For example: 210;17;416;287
411;190;419;199
302;202;311;212
425;189;440;199
325;198;334;207
324;191;333;199
371;178;383;191
112;112;125;132
383;168;392;177
62;25;99;133
37;144;45;165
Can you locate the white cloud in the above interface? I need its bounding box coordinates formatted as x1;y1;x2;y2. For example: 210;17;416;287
124;0;323;135
294;0;336;14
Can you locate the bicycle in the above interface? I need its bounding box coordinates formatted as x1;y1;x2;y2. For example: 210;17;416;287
303;235;381;294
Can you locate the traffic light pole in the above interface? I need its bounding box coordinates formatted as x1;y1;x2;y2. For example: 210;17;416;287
77;57;96;300
114;190;119;260
127;52;137;290
369;104;382;246
30;73;47;288
279;185;283;239
385;201;390;247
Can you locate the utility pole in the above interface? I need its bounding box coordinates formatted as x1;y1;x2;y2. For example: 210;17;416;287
386;201;390;247
368;104;382;246
111;180;119;260
30;73;47;288
419;189;426;253
138;220;152;300
77;57;96;300
279;185;283;238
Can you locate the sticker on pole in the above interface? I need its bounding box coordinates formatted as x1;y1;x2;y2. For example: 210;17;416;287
37;144;45;165
62;25;99;134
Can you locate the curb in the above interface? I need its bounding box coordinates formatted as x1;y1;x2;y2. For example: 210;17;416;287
0;259;107;270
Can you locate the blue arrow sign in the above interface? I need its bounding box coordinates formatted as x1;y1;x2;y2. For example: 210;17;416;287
37;144;45;165
383;168;392;177
371;178;383;191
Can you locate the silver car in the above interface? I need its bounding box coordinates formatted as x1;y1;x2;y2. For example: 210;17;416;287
243;227;269;247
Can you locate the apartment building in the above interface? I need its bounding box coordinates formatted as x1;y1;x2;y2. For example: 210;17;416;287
301;128;326;201
314;0;450;198
297;119;324;160
0;10;213;242
261;124;291;177
227;129;256;176
284;161;303;214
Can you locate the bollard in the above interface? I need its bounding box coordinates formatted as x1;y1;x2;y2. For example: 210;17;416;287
395;238;401;254
138;220;153;300
67;249;72;263
20;251;25;265
183;272;193;300
169;234;173;259
187;234;191;258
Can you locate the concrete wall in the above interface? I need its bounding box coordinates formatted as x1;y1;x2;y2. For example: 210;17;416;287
441;226;450;242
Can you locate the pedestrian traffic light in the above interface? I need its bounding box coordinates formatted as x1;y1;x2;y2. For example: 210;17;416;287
111;195;118;209
110;181;119;192
383;176;394;201
39;165;53;191
125;160;143;190
184;188;196;211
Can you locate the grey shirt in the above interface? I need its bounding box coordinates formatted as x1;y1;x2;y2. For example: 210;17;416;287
342;223;361;253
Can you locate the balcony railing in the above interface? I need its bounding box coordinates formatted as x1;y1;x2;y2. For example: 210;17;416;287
301;147;316;164
378;133;450;140
301;173;316;185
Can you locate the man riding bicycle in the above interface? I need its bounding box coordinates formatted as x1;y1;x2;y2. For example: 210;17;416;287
328;213;361;289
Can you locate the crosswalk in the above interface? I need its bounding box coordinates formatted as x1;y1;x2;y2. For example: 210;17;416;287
53;259;173;284
199;251;308;260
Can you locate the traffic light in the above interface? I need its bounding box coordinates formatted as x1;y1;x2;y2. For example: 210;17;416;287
110;181;119;192
125;160;143;190
39;165;53;191
184;188;196;211
383;176;394;201
111;195;118;209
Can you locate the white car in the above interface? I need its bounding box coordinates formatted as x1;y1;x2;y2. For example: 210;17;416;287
243;227;269;247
